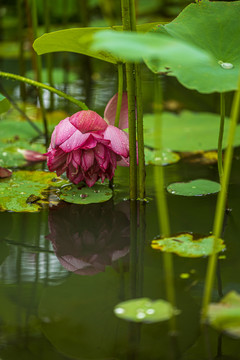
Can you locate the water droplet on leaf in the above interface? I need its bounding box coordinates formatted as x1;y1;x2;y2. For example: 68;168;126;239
218;60;233;70
114;307;125;314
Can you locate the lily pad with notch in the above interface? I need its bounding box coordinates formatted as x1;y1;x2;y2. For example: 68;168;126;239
114;297;180;323
147;1;240;93
151;232;225;257
207;291;240;338
59;183;113;204
167;179;221;196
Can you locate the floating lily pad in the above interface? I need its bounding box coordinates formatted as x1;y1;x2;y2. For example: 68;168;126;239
26;68;78;85
59;183;113;204
207;291;240;338
0;171;67;212
145;148;180;165
0;94;10;114
114;298;180;323
144;111;240;152
167;179;221;196
0;141;45;167
151;232;225;257
147;1;240;93
0;119;41;142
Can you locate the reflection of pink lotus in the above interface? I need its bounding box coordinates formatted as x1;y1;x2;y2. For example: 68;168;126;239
47;201;130;275
46;93;131;187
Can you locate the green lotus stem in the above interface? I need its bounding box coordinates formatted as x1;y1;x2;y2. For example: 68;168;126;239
217;92;225;184
0;71;88;110
114;63;123;128
121;0;137;200
31;0;49;144
154;75;176;333
201;78;240;322
17;0;26;99
43;0;54;109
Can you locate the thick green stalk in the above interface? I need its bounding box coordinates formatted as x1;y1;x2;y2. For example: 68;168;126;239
17;0;26;99
201;80;240;322
154;75;176;334
43;0;54;109
31;0;49;144
114;63;124;128
135;64;145;200
0;71;88;110
121;0;137;200
217;92;225;184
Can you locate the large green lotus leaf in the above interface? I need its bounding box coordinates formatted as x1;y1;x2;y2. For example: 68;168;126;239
147;1;240;93
91;29;213;68
167;179;221;196
59;182;113;204
207;291;240;338
144;147;180;166
0;93;10;114
144;111;240;152
0;141;45;167
114;298;180;323
151;232;225;257
33;23;163;64
0;171;67;212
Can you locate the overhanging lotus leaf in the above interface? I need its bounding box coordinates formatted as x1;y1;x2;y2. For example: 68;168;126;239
147;0;240;93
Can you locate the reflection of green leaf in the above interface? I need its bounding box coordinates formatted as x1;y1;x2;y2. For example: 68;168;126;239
0;141;45;167
147;1;240;93
0;241;10;265
144;111;240;152
59;183;112;204
145;147;180;165
0;93;10;114
114;298;180;323
167;179;221;196
0;171;67;212
0;41;31;59
26;68;78;85
207;291;240;338
151;232;225;257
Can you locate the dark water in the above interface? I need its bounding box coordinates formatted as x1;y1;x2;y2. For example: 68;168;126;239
1;56;240;359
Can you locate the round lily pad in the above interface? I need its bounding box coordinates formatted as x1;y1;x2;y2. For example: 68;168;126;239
144;111;240;152
147;1;240;93
151;232;225;258
0;171;67;212
207;291;240;338
114;298;180;323
145;148;180;166
167;179;221;196
59;183;113;204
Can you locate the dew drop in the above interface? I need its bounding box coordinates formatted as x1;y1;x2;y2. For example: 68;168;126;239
114;307;125;314
218;60;234;70
146;308;155;315
136;311;146;319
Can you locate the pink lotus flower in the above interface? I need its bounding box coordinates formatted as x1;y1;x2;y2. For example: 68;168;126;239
46;93;130;187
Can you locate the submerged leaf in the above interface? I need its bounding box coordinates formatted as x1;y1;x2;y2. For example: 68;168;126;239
207;291;240;338
144;148;180;165
59;183;113;204
151;232;225;257
114;298;180;323
144;111;240;152
167;179;221;196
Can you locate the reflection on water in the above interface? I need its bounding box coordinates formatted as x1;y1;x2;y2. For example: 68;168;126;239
47;200;130;275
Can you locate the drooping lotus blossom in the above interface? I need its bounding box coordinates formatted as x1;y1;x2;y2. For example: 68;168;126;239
18;149;47;162
46;93;131;187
